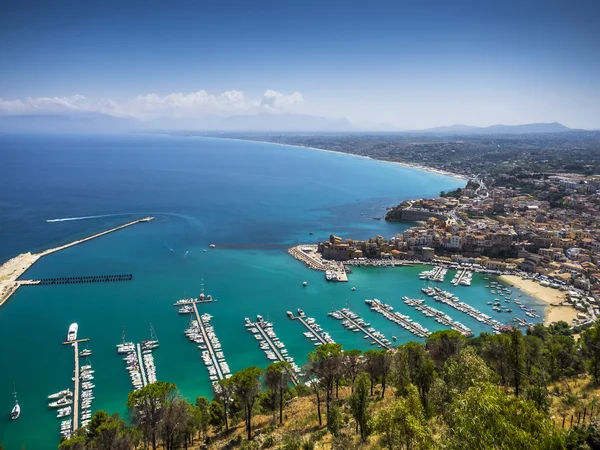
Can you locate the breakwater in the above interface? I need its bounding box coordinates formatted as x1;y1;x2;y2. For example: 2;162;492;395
0;217;153;306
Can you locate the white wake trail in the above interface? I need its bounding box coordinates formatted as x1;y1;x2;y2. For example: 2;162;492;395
46;214;123;223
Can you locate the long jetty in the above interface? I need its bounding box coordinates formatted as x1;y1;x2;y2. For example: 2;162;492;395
136;344;148;387
63;337;89;433
365;299;431;338
0;217;154;306
403;297;473;337
192;302;224;380
430;289;501;332
330;308;392;349
288;311;332;345
248;320;299;384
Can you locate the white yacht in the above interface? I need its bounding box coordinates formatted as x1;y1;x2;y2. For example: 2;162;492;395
48;389;72;399
66;323;78;342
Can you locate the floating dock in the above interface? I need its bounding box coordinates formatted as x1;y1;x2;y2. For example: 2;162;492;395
329;308;392;349
176;296;230;383
136;344;148;387
423;287;501;332
451;268;472;286
403;297;473;337
62;337;89;434
0;217;154;306
287;309;335;346
365;299;431;338
31;274;133;285
246;317;299;384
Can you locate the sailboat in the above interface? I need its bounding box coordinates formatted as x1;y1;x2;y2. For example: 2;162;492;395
142;324;159;350
11;383;20;420
116;326;135;354
198;276;214;302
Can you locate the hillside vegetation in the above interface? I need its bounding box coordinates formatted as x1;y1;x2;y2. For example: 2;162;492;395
55;321;600;450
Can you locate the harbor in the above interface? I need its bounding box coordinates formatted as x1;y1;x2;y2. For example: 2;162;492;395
287;308;335;346
419;265;447;282
117;326;159;390
421;286;503;332
328;308;392;349
48;323;92;439
451;268;473;286
176;291;231;383
245;316;300;384
403;297;473;337
365;299;431;338
0;217;154;306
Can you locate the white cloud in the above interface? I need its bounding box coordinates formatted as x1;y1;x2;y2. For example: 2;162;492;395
0;89;305;120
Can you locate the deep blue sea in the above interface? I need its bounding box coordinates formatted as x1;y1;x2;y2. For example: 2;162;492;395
0;133;542;449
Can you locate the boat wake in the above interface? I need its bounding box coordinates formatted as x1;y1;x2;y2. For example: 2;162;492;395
46;214;124;223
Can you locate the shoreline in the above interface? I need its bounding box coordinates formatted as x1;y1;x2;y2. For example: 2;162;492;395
205;135;469;182
498;275;577;325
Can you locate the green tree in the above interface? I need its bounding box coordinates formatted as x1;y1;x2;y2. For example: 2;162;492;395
91;414;138;450
443;382;564;450
213;378;234;432
443;346;494;394
425;329;465;370
195;396;211;441
581;321;600;384
343;349;363;392
508;327;525;397
231;366;263;441
373;384;433;450
307;343;343;425
126;381;177;450
160;397;192;450
481;333;510;386
264;361;292;425
349;373;370;441
86;410;110;441
401;342;435;412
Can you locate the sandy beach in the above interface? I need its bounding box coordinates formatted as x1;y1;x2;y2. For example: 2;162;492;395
498;275;576;325
218;137;469;181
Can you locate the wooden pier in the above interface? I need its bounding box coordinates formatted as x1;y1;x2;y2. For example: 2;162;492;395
332;309;392;350
288;312;328;345
63;337;89;432
248;320;299;385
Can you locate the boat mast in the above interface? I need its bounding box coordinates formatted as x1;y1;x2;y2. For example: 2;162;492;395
150;323;158;342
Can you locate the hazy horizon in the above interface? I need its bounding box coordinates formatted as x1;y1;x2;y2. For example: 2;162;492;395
1;0;599;130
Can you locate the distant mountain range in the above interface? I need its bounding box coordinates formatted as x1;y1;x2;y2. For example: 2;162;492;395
0;113;577;135
416;122;572;135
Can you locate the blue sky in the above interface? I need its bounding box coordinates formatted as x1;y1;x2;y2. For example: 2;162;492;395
0;0;599;129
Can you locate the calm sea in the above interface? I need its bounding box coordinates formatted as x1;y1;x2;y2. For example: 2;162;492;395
0;133;542;449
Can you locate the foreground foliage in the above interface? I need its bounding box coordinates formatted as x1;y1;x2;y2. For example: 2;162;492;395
54;320;600;449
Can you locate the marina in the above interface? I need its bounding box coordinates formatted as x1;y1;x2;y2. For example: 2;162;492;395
451;268;473;286
118;326;159;390
54;323;91;438
365;299;431;338
177;292;231;383
419;265;447;282
287;308;335;346
402;297;473;337
245;316;300;384
328;308;392;349
421;286;503;332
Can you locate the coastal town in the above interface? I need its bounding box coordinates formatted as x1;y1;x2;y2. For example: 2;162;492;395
289;170;600;332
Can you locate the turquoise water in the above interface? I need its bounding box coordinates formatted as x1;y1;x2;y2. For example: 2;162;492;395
0;134;541;449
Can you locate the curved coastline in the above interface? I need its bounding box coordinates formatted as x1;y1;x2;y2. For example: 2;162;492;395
202;135;469;182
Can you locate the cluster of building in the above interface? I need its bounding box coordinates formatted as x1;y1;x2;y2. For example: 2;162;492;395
317;173;600;303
